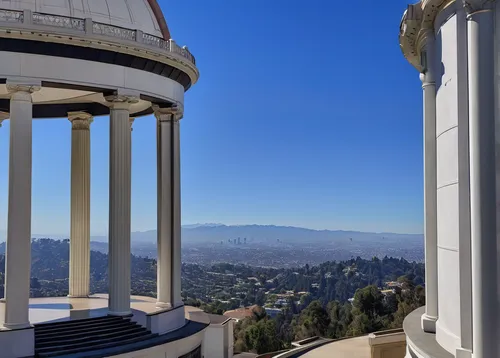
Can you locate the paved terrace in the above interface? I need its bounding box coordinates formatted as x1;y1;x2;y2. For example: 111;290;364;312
293;336;370;358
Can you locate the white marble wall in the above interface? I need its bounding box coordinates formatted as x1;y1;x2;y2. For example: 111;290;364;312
435;13;462;354
495;3;500;355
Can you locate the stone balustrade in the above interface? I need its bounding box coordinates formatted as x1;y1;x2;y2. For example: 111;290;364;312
0;8;196;65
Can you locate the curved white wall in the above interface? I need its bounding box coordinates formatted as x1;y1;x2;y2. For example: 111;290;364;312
434;12;462;354
112;328;205;358
0;51;185;106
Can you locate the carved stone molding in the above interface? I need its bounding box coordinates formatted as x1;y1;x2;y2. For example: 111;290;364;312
152;104;184;122
6;84;41;94
68;111;93;130
105;95;140;110
6;83;41;101
463;0;496;14
6;84;40;93
399;0;455;71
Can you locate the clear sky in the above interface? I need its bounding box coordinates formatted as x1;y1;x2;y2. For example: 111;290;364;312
0;0;423;237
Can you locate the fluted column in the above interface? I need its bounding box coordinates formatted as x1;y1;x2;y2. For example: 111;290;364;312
419;32;438;334
0;112;10;302
172;115;182;307
106;95;138;316
1;84;39;329
464;1;498;358
68;112;92;298
154;105;183;308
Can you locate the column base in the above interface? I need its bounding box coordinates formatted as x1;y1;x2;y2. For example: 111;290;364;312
421;313;437;333
67;294;89;299
108;310;132;317
156;302;172;309
0;326;34;358
2;322;31;330
456;348;472;358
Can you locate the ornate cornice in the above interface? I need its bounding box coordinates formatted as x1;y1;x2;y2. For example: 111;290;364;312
399;0;455;71
0;8;198;85
68;111;93;130
463;0;496;14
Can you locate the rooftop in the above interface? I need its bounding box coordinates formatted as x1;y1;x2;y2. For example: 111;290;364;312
0;0;170;39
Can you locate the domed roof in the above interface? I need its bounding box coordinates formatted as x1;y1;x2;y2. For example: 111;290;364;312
0;0;170;39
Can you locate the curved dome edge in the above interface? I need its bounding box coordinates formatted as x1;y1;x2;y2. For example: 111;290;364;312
147;0;171;40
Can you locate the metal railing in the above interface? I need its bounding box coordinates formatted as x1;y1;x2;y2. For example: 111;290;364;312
0;8;195;66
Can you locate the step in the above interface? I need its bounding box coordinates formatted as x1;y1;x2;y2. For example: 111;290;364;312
35;326;147;348
36;321;138;342
35;319;132;338
36;332;158;356
34;315;124;330
36;334;158;358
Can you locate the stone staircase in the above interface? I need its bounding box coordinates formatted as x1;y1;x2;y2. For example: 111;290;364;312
34;315;158;357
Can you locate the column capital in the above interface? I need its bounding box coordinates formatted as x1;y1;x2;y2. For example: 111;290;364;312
68;112;93;130
0;111;9;127
153;104;184;121
6;84;41;94
6;84;40;101
420;72;435;87
105;94;140;110
463;0;496;15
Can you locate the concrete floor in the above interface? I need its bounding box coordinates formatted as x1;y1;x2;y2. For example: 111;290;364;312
0;294;188;325
298;336;370;358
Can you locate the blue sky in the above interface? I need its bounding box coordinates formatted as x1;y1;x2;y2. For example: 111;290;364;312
0;1;423;236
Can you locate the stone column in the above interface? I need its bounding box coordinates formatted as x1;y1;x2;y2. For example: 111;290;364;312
464;1;498;358
172;114;182;307
68;112;92;298
420;33;438;334
0;111;8;301
2;84;39;329
154;105;183;308
106;95;138;316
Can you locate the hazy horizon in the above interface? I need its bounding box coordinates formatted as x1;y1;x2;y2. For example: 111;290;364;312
0;222;423;243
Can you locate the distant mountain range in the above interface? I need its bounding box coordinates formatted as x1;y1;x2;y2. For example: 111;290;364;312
0;224;423;246
90;224;422;245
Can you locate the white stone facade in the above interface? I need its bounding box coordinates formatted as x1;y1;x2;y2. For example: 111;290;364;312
0;1;210;357
400;1;499;357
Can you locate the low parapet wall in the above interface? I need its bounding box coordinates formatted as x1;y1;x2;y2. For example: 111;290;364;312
368;328;406;358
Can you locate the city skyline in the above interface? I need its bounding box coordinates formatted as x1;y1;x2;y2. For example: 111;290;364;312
0;1;423;235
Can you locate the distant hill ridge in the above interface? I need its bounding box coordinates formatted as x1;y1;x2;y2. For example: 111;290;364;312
0;224;423;244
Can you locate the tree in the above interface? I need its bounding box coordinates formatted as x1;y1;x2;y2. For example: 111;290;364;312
352;285;385;320
294;300;330;340
244;319;281;354
346;313;372;336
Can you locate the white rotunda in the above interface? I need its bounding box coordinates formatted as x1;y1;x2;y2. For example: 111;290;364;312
400;1;499;358
0;1;222;358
